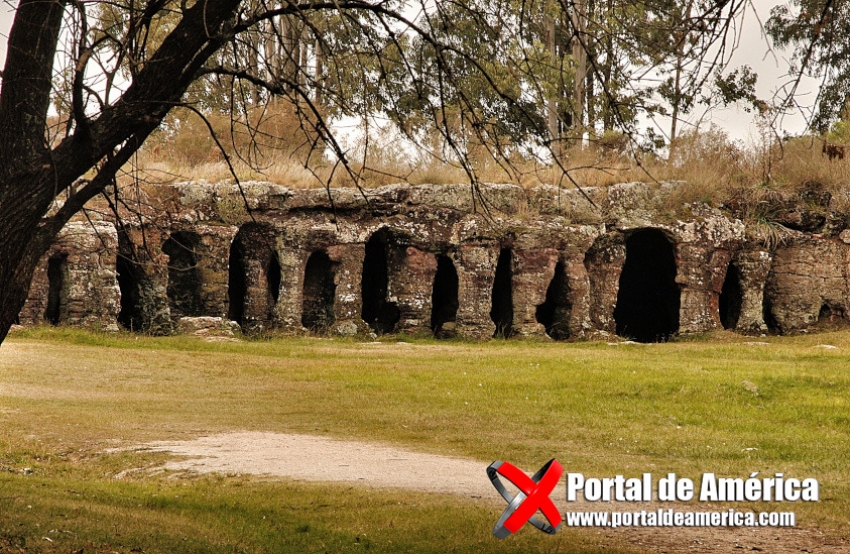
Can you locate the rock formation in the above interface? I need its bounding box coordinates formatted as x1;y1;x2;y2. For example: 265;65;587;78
17;181;850;341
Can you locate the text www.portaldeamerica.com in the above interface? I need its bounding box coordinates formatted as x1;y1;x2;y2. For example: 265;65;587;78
564;509;796;528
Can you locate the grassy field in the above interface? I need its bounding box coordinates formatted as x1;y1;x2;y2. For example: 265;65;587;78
0;327;849;552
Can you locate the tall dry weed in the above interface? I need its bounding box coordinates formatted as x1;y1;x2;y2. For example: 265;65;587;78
123;106;850;219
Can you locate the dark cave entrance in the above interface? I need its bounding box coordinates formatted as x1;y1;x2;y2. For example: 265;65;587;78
45;255;67;325
614;229;680;342
116;254;142;330
535;260;571;340
361;230;399;334
719;263;743;330
162;232;204;319
490;248;514;338
762;288;779;333
302;251;337;333
430;254;459;336
267;254;281;305
816;303;845;327
227;241;247;326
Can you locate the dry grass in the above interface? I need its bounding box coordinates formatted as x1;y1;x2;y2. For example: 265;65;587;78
117;108;850;220
1;328;850;550
3;328;850;528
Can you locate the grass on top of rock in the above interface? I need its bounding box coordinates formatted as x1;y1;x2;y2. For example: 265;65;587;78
1;327;850;550
125;105;850;213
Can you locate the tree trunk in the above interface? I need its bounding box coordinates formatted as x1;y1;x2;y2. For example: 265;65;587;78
0;182;57;343
282;17;301;91
315;37;325;106
602;0;614;131
545;14;560;159
0;0;243;344
670;1;694;157
0;0;66;343
571;0;587;131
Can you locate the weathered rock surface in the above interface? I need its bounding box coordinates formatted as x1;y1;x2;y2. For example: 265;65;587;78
177;316;241;336
19;181;850;341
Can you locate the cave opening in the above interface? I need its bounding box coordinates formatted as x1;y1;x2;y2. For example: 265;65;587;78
268;254;281;305
762;289;779;333
361;230;399;334
430;254;459;337
719;263;743;330
302;250;337;332
614;229;680;342
116;255;142;330
535;260;571;340
490;248;514;338
817;303;845;327
45;255;67;325
162;232;204;318
227;241;247;326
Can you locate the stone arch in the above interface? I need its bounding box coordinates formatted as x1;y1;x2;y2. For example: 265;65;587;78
113;230;171;333
430;254;459;336
162;231;204;319
614;229;680;342
227;224;280;330
361;229;399;334
719;262;743;330
490;248;514;338
536;260;571;340
302;250;337;332
45;254;68;325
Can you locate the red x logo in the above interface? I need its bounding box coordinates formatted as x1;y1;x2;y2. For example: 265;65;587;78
487;459;563;539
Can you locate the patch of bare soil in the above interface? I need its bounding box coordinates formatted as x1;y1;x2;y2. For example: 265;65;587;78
127;432;847;553
133;431;493;497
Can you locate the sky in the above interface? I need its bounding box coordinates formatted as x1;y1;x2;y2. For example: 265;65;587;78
0;0;818;145
678;0;819;144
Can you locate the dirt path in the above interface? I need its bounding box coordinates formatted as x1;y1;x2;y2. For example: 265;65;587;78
134;431;492;497
128;431;848;553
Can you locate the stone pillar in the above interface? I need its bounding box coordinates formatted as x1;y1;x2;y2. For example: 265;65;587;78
388;246;438;335
734;246;773;333
583;233;624;334
273;246;310;332
563;254;592;338
327;244;370;336
676;243;732;334
455;243;499;339
194;225;238;318
511;248;559;338
242;254;275;333
64;222;121;328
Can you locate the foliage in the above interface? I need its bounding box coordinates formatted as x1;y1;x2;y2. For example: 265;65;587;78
767;0;850;132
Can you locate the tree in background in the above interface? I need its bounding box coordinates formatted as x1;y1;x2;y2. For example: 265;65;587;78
766;0;847;134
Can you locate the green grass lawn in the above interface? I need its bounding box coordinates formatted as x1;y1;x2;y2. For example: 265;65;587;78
1;327;849;552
